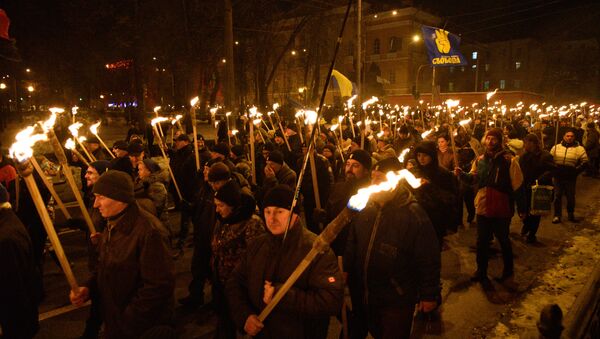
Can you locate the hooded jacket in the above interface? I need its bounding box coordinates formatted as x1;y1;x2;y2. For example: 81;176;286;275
134;169;169;217
344;186;441;308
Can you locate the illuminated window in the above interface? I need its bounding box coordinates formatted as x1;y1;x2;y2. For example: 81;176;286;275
373;39;380;54
389;37;401;52
515;61;522;70
500;80;506;89
483;81;490;90
448;82;454;91
472;51;478;60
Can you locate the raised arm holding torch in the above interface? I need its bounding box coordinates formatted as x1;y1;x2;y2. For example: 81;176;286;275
10;126;79;292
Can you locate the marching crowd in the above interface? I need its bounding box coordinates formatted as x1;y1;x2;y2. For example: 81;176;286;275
1;108;596;339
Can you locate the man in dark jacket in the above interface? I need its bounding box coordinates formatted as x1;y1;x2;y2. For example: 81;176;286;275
226;185;343;339
410;141;459;247
70;170;174;339
170;133;198;249
0;184;42;339
321;149;371;256
519;134;556;243
344;178;441;339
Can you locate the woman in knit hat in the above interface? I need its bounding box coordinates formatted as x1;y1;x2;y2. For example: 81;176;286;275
211;179;265;339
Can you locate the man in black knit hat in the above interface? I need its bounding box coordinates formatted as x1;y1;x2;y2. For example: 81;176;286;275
70;170;174;339
226;184;343;339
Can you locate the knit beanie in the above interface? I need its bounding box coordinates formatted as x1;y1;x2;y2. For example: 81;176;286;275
142;159;161;173
485;128;503;142
175;134;191;142
322;144;336;154
263;184;300;214
214;179;242;207
373;157;402;173
127;141;144;155
211;142;230;158
110;156;133;177
348;149;372;171
92;170;135;203
415;141;437;159
0;184;8;204
113;140;128;151
208;162;231;182
90;160;111;175
267;150;284;165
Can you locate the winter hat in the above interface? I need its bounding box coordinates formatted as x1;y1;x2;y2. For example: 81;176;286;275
214;179;242;207
523;133;540;145
197;134;205;141
175;134;191;142
537;304;563;337
92;170;135;203
127;141;144;155
113;140;129;151
373;157;402;173
142;159;161;173
348;149;372;171
399;125;410;135
231;145;245;157
211;142;230;158
485;128;503;142
0;184;9;204
208;162;231;182
415;141;437;159
322;144;336;154
263;184;301;214
90;160;111;175
110;156;134;176
267;150;284;165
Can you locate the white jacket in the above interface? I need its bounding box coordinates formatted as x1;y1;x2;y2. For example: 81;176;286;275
550;142;588;168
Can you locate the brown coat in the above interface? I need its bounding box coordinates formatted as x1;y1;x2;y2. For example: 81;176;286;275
87;203;174;338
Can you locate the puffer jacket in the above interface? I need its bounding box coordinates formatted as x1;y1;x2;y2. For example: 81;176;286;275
226;221;344;339
344;186;441;308
550;141;588;179
87;203;174;339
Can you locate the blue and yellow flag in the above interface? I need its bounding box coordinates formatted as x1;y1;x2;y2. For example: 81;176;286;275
421;25;468;67
331;70;354;97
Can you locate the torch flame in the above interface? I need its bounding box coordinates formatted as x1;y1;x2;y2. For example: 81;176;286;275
303;110;318;125
9;126;48;162
362;96;379;110
89;121;101;135
71;106;78;115
151;117;169;126
486;88;498;101
171;114;183;125
346;95;357;109
231;129;239;135
153;106;161;113
226;112;232;117
273;103;280;111
445;99;460;108
253;119;262;126
40;112;58;133
398;148;410;163
347;169;421;211
210;107;218;115
249;106;258;117
190;96;199;107
69;122;83;137
65;138;76;150
330;124;339;131
49;107;65;115
459;118;472;126
421;129;433;139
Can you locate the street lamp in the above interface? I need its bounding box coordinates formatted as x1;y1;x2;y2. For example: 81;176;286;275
0;83;6;90
27;86;34;92
25;68;31;73
412;34;421;42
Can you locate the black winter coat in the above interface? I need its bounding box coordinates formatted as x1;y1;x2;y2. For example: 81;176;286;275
344;188;441;308
519;149;556;212
169;144;197;201
226;222;344;339
0;208;42;339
